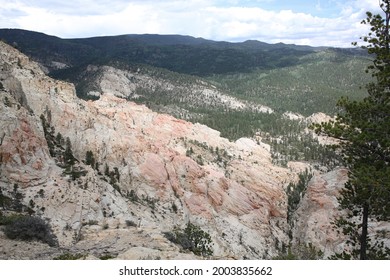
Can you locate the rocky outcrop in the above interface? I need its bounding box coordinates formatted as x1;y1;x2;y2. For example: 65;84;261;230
291;168;348;257
0;41;293;259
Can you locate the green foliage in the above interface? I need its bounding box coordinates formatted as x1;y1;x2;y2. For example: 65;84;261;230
85;150;95;167
53;253;85;260
0;213;24;226
56;132;64;146
104;163;110;176
274;243;323;260
329;216;390;260
190;110;339;168
314;0;390;259
0;187;12;210
171;202;178;213
3;215;58;247
9;184;25;213
86;220;98;226
3;96;11;107
125;220;137;227
140;195;158;210
286;169;313;222
38;189;45;198
64;137;76;165
127;189;139;202
0;30;315;78
163;222;213;257
99;254;115;260
207;50;370;116
40;113;80;170
40;114;56;157
63;165;87;181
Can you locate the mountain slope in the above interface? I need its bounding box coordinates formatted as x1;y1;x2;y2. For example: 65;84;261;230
208;49;372;116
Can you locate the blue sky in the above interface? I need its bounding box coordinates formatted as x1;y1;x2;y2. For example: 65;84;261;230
0;0;383;47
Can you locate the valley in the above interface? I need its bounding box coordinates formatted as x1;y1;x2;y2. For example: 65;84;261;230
0;30;386;260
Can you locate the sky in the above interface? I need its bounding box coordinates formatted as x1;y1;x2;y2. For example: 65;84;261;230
0;0;384;47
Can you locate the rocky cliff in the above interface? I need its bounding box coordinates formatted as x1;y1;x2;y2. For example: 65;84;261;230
0;41;297;259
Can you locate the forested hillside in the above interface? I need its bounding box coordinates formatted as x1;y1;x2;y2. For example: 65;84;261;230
208;49;371;116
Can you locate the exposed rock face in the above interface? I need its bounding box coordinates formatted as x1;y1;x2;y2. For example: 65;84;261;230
0;41;293;259
291;168;349;257
292;168;390;259
306;112;333;124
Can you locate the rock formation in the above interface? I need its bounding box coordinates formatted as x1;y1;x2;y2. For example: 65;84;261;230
0;41;294;259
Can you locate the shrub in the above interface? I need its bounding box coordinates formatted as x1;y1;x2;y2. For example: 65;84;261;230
172;202;178;213
125;220;137;227
3;96;11;107
273;243;323;260
0;213;23;226
86;220;98;226
3;215;58;247
53;253;85;260
163;222;213;257
99;254;114;260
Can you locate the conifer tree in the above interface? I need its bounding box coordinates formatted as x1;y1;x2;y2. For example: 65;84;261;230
313;0;390;259
64;137;75;165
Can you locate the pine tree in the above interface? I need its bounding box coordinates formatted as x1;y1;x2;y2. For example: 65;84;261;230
64;137;75;165
313;0;390;259
85;150;95;167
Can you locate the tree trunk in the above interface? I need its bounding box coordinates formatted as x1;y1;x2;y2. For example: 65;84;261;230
360;203;369;260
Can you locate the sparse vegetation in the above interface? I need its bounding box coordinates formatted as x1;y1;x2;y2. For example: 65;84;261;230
171;202;178;213
163;222;213;257
3;96;11;107
273;243;323;260
3;215;58;247
286;169;313;222
125;220;137;227
99;254;115;260
53;253;86;260
85;150;96;167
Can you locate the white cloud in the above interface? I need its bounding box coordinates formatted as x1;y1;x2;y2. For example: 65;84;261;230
0;0;384;47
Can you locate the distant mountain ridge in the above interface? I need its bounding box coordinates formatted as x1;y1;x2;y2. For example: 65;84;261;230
0;28;334;76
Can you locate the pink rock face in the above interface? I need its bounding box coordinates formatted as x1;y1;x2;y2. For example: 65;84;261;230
0;109;53;187
292;168;349;257
140;153;169;186
306;169;348;209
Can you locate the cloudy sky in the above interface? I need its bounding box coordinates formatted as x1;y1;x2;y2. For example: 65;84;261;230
0;0;383;47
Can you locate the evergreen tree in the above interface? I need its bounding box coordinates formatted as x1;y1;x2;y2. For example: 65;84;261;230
64;137;75;165
313;0;390;259
85;150;95;167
